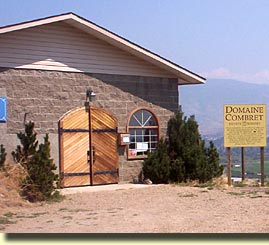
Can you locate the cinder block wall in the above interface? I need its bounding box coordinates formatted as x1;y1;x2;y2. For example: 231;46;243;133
0;68;179;182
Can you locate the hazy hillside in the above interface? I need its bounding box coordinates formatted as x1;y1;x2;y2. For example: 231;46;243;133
180;79;269;136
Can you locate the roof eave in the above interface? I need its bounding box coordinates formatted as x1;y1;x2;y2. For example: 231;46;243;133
178;77;206;85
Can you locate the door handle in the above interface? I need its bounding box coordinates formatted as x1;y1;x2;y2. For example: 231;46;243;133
92;146;96;162
87;150;90;164
87;148;96;164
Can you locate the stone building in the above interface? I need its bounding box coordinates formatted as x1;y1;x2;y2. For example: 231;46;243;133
0;13;205;187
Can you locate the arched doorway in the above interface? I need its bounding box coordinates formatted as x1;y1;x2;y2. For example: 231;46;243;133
59;106;119;187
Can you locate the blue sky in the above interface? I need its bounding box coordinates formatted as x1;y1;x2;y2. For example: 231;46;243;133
1;0;269;84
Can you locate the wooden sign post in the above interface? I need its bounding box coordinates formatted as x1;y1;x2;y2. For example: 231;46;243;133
241;147;245;182
224;104;267;186
261;147;265;187
227;147;231;186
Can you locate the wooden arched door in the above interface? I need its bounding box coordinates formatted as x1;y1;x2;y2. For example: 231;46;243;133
59;106;119;188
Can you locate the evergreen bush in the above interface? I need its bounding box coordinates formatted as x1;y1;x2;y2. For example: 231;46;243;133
142;138;170;184
12;121;38;166
12;121;60;202
143;110;223;184
205;141;224;181
21;134;59;202
169;158;185;183
0;144;7;169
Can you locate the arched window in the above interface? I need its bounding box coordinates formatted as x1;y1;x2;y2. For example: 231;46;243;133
127;108;159;159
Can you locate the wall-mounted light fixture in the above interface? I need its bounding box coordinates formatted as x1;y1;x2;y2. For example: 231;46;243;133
87;89;96;102
84;89;96;112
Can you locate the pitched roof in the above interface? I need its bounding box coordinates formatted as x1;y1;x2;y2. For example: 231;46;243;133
0;12;205;85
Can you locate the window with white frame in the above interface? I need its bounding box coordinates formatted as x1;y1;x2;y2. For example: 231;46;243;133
127;109;159;159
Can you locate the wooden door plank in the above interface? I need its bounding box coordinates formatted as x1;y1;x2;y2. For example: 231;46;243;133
63;175;90;187
60;107;90;187
91;107;119;185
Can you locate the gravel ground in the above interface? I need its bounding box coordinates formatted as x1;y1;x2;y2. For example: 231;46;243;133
1;184;269;233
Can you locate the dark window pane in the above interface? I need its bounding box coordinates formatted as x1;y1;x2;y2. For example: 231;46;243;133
129;117;140;126
135;129;143;135
149;129;158;134
150;135;158;141
130;137;135;144
143;114;157;126
136;136;142;142
133;111;142;124
129;129;135;135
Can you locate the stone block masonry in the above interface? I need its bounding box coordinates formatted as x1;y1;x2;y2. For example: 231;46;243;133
0;68;179;182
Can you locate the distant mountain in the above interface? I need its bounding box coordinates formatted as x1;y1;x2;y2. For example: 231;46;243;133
180;79;269;137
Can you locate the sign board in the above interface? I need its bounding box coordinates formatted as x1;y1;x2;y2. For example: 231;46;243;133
224;104;267;147
136;142;148;152
0;97;7;122
118;133;130;146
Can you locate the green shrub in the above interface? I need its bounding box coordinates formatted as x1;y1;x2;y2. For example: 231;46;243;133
12;121;38;166
12;121;60;202
0;144;7;169
143;111;223;184
169;158;185;183
21;134;59;202
143;138;170;184
204;141;224;181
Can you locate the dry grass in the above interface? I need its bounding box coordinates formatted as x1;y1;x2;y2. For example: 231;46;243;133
173;175;229;189
0;162;33;214
212;175;229;188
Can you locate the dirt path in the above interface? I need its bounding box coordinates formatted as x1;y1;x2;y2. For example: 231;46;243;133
1;184;269;233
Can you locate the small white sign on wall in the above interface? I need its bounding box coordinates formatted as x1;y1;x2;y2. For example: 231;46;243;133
122;135;130;143
136;142;148;152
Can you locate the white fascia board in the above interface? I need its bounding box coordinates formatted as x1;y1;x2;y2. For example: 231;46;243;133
0;14;73;34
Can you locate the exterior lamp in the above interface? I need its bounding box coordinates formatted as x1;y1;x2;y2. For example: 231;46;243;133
84;89;96;112
86;89;96;102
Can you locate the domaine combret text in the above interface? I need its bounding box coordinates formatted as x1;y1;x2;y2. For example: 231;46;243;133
225;105;264;121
